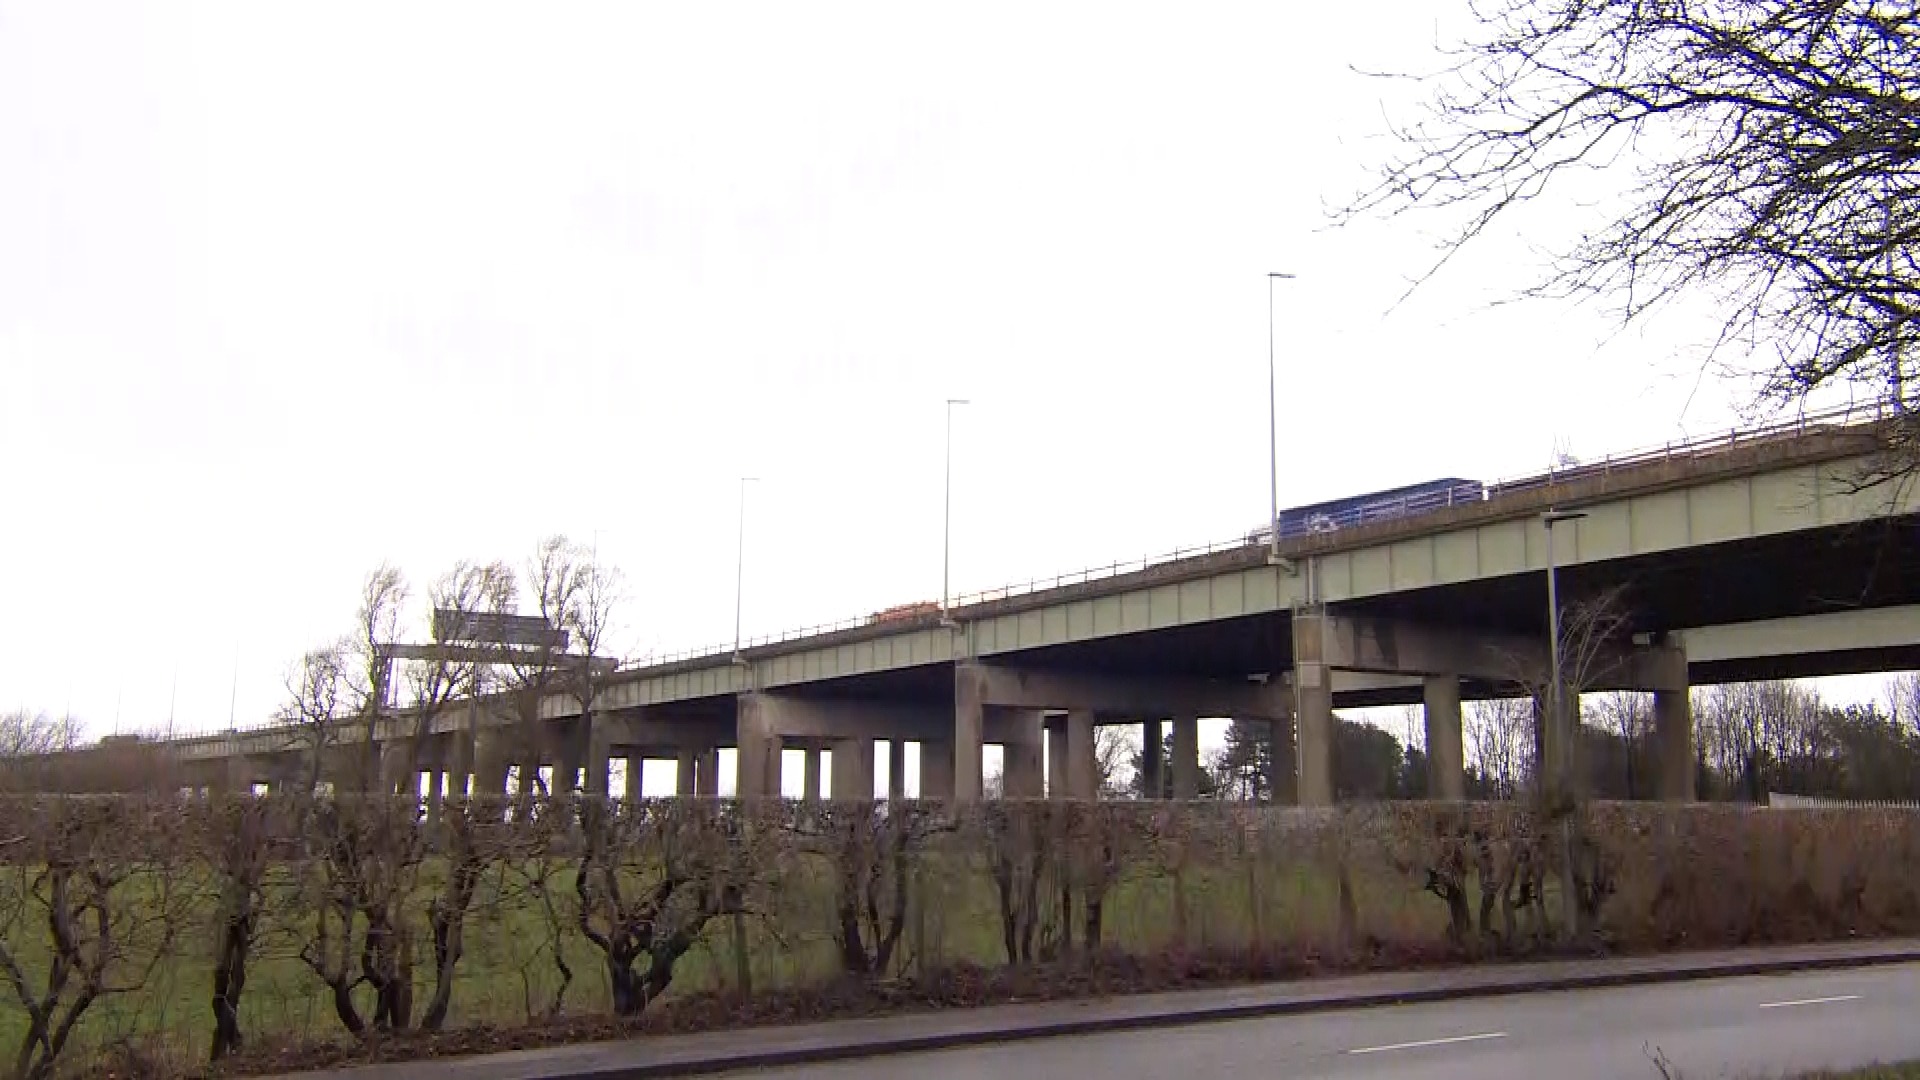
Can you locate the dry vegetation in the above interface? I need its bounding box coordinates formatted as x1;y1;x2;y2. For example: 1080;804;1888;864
0;794;1915;1078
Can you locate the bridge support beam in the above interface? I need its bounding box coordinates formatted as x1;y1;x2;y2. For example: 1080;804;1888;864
1424;675;1465;800
1002;710;1045;798
1645;642;1695;802
921;739;954;798
887;739;907;802
1065;709;1098;799
625;754;645;800
954;664;987;803
1045;719;1067;798
1171;716;1200;799
802;746;824;803
735;695;781;799
1292;609;1337;807
1139;718;1164;798
830;737;873;801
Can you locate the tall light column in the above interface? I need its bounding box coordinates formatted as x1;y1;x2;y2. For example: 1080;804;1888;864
1267;272;1295;563
1542;507;1587;937
1542;508;1588;786
733;476;759;661
942;398;970;625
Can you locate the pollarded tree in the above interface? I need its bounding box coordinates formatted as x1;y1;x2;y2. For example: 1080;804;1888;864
1348;1;1918;425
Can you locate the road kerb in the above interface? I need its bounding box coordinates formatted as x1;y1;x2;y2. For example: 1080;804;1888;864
293;945;1920;1079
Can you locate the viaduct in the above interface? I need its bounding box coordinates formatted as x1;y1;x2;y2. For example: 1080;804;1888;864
26;411;1920;807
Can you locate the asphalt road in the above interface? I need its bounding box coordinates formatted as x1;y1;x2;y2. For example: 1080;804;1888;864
719;963;1920;1080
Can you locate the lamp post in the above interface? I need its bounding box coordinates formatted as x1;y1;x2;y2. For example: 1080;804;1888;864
733;476;759;661
942;398;970;625
1267;272;1295;563
1541;509;1587;780
1541;507;1587;938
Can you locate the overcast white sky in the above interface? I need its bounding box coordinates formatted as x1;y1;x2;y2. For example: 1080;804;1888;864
0;2;1890;741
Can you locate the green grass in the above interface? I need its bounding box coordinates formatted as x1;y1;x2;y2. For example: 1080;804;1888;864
0;848;1437;1071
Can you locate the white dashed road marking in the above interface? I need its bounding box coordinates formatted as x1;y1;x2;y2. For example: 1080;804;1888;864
1758;995;1861;1010
1348;1032;1508;1055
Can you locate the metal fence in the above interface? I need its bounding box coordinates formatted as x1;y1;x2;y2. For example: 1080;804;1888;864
1767;792;1920;810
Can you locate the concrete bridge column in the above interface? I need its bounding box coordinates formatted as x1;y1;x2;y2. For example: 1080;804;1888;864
1171;716;1200;800
1292;610;1336;807
1065;709;1097;799
953;665;987;803
379;745;413;797
625;754;646;801
920;739;955;798
473;734;512;798
1002;709;1045;798
698;748;721;796
553;741;582;796
1424;675;1465;800
1645;643;1695;802
676;750;697;796
427;770;449;822
1267;716;1296;804
830;737;874;801
735;696;781;799
802;746;823;803
1045;718;1067;798
584;727;613;797
446;729;474;801
887;739;907;802
1139;718;1164;798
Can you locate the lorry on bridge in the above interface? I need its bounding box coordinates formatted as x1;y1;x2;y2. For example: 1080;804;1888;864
1247;477;1486;546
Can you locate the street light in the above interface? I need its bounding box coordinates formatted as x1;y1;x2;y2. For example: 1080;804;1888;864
1267;272;1296;565
942;398;970;626
1541;508;1588;787
733;476;759;661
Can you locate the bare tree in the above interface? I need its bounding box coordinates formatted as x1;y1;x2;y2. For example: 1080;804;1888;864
1590;690;1657;798
349;566;409;793
1468;698;1533;799
1094;725;1134;798
1889;671;1920;731
0;803;188;1080
396;561;516;785
551;539;623;796
0;710;78;759
278;643;353;796
496;538;598;800
1346;1;1917;423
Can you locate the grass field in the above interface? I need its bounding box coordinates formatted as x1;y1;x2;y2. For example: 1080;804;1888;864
0;847;1440;1071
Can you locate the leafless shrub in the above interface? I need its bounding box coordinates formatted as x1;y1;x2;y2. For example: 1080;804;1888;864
569;797;772;1016
0;799;192;1080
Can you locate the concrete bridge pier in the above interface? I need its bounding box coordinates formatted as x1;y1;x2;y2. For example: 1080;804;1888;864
921;739;955;797
1171;715;1200;799
1139;718;1163;798
802;744;824;802
1002;710;1045;798
830;737;874;800
1641;641;1694;802
887;739;907;801
1424;675;1465;800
